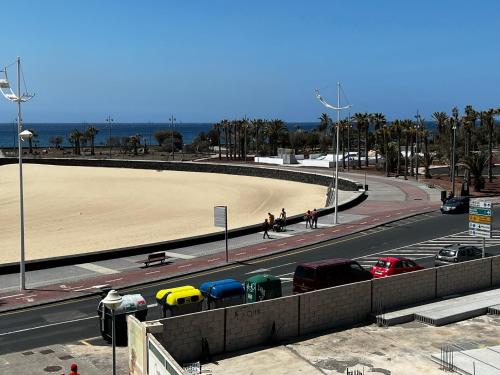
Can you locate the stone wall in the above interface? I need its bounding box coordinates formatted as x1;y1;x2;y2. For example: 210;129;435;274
372;268;437;311
225;295;299;353
1;157;361;190
153;255;500;365
493;256;500;287
299;281;371;336
436;258;492;297
159;309;225;363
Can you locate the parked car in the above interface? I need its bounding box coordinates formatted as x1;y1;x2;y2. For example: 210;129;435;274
441;197;470;214
435;244;483;266
293;258;373;294
370;257;424;278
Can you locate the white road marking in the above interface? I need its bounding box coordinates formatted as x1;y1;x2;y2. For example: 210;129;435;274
0;316;96;337
0;293;24;300
315;233;325;237
277;243;287;247
16;295;36;299
105;278;123;283
147;303;158;308
360;222;368;225
207;257;221;262
256;247;267;251
145;270;160;275
163;251;195;260
76;263;119;275
246;262;296;275
296;238;306;242
235;252;246;256
177;263;192;269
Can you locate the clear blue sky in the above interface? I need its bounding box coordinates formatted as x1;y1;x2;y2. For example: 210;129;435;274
1;1;499;123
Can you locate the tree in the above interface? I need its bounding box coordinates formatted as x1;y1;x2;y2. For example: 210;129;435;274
192;132;211;153
266;119;286;155
128;134;142;156
391;120;402;175
353;113;368;168
68;129;83;155
154;129;183;152
251;119;265;157
85;125;99;156
222;119;231;159
27;128;38;154
370;113;386;164
211;122;222;160
49;135;63;150
317;113;331;133
459;152;488;191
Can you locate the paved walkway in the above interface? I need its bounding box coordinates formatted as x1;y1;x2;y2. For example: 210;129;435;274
0;167;448;312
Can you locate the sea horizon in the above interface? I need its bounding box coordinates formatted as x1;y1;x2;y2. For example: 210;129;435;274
0;121;437;148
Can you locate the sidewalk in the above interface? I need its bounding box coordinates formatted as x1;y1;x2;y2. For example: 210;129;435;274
0;168;446;313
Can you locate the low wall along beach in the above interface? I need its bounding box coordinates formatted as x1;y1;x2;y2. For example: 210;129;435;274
0;159;356;264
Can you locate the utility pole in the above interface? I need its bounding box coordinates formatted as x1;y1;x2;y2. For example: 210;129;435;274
347;113;351;172
415;110;420;181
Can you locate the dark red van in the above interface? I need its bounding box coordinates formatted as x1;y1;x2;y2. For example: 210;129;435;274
293;258;372;293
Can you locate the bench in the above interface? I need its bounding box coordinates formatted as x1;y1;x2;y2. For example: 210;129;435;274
137;252;168;267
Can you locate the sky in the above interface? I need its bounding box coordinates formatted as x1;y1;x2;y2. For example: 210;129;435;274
0;1;499;123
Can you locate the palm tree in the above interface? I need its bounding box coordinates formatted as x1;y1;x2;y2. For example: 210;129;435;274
459;152;488;191
391;120;402;175
266;119;286;155
68;129;83;155
352;113;368;169
432;112;448;140
402;119;413;180
85;125;99;156
481;109;498;182
222;120;231;159
371;113;386;164
27;128;38;154
463;105;477;156
317;113;331;133
252;119;265;156
129;134;142;156
212;122;222;160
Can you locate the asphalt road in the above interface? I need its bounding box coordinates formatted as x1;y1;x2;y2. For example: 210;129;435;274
1;208;499;355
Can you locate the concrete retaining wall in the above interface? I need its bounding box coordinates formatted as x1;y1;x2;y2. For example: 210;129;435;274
225;295;299;353
299;281;371;336
372;268;436;311
159;309;225;363
0;157;361;190
492;257;500;287
153;255;500;365
436;258;492;297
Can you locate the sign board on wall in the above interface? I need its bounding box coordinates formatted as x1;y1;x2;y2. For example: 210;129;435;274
147;334;185;375
127;315;145;375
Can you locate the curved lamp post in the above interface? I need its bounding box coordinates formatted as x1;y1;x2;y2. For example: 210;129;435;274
0;57;34;291
315;83;352;225
102;289;123;375
169;116;176;160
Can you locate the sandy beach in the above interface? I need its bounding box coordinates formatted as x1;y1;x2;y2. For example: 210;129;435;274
0;164;328;263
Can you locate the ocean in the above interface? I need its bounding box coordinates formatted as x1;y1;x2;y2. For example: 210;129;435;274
0;121;436;148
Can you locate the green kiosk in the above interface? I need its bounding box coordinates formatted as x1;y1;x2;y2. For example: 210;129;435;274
244;274;282;303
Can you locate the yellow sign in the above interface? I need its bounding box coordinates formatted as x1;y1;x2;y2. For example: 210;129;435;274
469;214;492;224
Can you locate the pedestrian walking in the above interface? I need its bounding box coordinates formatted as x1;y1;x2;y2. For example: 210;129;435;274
69;363;80;375
312;208;318;229
280;208;287;231
262;219;271;239
268;212;275;227
304;210;311;229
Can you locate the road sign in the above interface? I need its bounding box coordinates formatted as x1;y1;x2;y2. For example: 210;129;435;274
470;199;492;209
469;222;491;231
469;214;492;224
214;206;227;228
469;229;491;238
469;207;492;216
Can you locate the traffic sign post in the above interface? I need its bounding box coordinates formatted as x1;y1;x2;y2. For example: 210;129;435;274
214;206;229;262
469;199;492;258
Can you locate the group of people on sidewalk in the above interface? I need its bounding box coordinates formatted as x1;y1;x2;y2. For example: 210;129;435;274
304;208;319;229
262;207;320;239
262;208;287;239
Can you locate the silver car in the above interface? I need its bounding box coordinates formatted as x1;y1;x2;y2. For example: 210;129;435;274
435;244;483;266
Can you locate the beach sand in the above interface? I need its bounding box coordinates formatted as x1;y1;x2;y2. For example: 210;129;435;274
0;164;328;263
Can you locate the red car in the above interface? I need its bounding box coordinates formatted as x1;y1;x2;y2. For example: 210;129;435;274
370;257;424;278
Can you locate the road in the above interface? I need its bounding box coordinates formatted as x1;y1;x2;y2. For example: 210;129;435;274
1;208;499;354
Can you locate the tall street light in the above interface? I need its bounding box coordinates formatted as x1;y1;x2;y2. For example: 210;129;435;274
106;116;113;158
414;110;421;181
347;113;351;172
169;115;176;160
0;57;35;291
451;111;458;197
315;83;352;225
102;290;123;375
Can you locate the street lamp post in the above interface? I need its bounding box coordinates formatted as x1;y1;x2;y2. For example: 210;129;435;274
414;111;420;181
451;120;457;197
0;57;34;291
105;116;113;158
169;116;176;160
315;83;352;225
102;290;123;375
347;113;351;172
